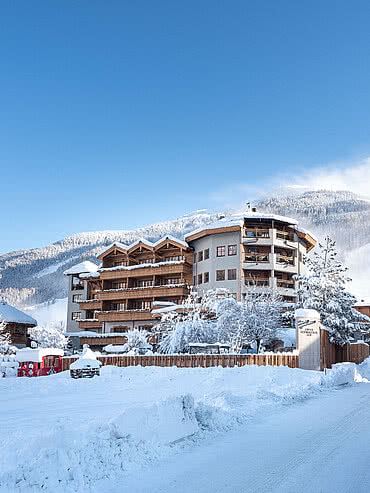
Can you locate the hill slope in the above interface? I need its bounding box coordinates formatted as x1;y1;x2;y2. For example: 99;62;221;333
1;190;369;311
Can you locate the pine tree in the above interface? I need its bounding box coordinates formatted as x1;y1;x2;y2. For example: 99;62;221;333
295;237;369;345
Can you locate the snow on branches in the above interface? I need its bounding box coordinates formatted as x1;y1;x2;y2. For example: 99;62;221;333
0;321;14;355
29;322;69;349
157;288;284;353
122;329;152;355
295;237;369;345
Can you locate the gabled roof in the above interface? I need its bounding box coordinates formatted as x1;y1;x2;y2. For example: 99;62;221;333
153;234;188;249
63;261;99;276
127;239;154;254
98;235;190;259
0;302;37;326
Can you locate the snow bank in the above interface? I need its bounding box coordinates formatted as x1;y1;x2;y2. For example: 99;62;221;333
111;395;198;444
0;355;18;377
0;363;365;493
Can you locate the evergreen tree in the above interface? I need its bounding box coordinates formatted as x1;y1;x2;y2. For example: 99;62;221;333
295;237;369;345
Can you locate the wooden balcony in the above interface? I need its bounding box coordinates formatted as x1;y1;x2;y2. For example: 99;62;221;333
80;335;127;346
97;310;153;322
98;285;188;301
79;299;103;310
99;262;192;280
78;320;102;330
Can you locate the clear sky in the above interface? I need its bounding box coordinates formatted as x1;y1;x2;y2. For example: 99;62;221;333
1;0;370;253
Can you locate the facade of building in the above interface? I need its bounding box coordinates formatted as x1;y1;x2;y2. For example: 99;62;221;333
64;261;99;332
65;213;316;347
65;236;193;346
185;212;316;302
0;301;37;347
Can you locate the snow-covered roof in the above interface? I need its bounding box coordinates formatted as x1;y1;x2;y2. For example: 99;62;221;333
185;212;298;240
66;331;129;338
103;344;126;353
0;302;37;326
63;261;99;276
16;347;64;363
79;271;100;279
98;235;190;258
152;235;188;248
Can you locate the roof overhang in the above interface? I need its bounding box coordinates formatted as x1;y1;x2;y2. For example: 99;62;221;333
185;225;240;242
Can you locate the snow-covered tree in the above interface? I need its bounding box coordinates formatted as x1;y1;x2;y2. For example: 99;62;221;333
221;288;284;353
295;237;369;345
158;291;220;353
0;321;14;355
122;329;152;355
29;324;69;349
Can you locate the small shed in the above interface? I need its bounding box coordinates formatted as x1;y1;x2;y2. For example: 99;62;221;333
16;348;64;377
70;345;101;378
0;301;37;347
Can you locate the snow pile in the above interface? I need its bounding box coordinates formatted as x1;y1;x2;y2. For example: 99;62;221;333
111;394;198;444
0;355;18;377
0;363;365;493
322;362;359;387
70;346;101;370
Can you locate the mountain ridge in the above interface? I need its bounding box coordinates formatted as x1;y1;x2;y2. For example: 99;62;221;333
1;190;369;308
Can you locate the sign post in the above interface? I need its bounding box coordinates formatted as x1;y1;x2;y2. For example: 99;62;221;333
295;309;321;371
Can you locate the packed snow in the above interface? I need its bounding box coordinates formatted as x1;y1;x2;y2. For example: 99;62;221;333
0;361;368;492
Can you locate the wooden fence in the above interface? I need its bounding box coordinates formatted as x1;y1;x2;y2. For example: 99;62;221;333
61;353;299;372
320;329;369;369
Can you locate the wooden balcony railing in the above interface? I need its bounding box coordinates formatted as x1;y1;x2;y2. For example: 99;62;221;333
97;310;153;322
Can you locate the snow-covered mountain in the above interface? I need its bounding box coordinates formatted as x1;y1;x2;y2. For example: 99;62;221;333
1;190;369;315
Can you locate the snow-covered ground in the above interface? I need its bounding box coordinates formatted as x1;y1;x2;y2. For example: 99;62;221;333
1;361;368;492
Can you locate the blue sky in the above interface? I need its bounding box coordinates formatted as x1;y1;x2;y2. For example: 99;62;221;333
1;0;370;253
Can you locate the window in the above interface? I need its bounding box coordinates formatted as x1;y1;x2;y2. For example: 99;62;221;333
228;269;237;280
193;276;197;286
204;272;209;283
204;248;209;260
72;312;81;321
112;281;127;289
216;270;225;281
216;246;225;257
72;294;82;303
198;273;203;285
228;245;237;256
112;302;125;311
198;251;203;262
71;276;84;291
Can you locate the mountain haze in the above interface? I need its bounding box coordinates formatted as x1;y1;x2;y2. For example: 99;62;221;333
1;190;369;311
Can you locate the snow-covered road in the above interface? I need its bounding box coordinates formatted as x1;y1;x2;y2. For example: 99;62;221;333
119;383;370;493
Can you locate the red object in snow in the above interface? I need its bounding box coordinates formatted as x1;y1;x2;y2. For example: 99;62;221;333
16;348;64;377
